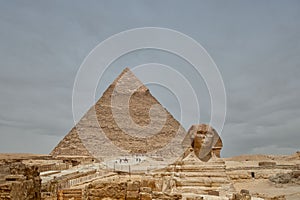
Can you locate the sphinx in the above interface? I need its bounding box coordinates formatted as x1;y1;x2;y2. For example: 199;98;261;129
182;124;223;162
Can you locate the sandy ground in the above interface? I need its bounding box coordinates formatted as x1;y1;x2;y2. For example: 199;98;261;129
0;153;48;160
2;152;299;199
224;153;300;163
233;179;300;200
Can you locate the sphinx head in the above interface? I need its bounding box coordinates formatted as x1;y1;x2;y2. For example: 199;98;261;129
186;124;222;162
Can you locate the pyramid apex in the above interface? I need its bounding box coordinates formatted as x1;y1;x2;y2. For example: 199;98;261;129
120;67;132;74
116;67;133;78
113;67;143;88
123;67;131;71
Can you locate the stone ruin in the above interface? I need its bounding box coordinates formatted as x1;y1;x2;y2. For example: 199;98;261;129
0;161;41;200
1;68;299;200
46;68;240;199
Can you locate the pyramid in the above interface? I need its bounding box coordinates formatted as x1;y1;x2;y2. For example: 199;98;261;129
51;68;187;161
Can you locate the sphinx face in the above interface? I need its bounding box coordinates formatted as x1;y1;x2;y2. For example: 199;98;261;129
182;124;223;162
201;131;214;147
193;130;214;160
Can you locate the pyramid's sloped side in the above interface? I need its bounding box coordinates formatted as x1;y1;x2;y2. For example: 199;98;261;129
51;68;187;158
95;81;185;154
50;127;92;157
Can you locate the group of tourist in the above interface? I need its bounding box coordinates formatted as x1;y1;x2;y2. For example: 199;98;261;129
114;156;143;164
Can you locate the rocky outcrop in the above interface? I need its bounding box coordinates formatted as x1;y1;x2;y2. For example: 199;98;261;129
269;171;300;184
231;190;252;200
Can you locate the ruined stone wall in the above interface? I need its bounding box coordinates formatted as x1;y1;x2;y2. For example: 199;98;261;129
82;179;181;200
0;161;41;200
41;169;103;200
226;162;299;180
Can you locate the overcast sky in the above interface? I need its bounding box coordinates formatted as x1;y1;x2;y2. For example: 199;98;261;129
0;1;299;157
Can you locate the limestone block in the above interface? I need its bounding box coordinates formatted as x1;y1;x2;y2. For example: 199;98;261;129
258;161;276;167
207;190;219;196
141;178;160;191
127;181;140;191
140;187;152;193
241;194;251;200
126;191;139;200
240;189;249;194
186;197;204;200
139;192;152;200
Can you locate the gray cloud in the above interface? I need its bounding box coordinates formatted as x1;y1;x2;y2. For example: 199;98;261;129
0;1;299;157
